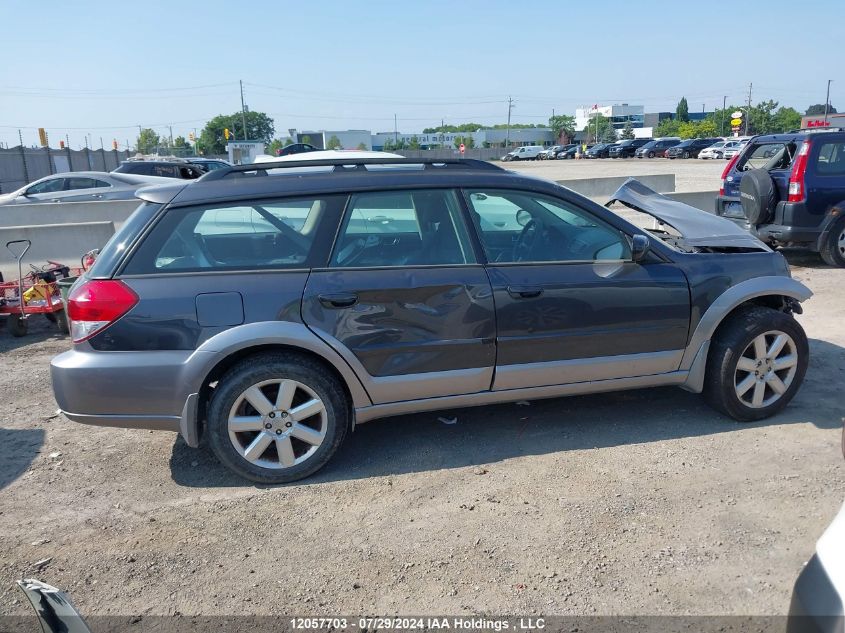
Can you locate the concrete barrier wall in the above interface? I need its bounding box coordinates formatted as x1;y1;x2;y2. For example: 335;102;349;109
0;200;139;229
665;190;717;213
556;174;675;197
0;221;115;281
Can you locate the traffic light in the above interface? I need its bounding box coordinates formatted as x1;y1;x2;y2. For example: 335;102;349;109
224;128;230;140
188;132;195;142
38;127;48;147
112;139;118;150
59;140;65;149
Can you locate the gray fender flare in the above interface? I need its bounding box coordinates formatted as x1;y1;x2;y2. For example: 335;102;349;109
177;322;373;447
815;206;845;252
680;276;812;393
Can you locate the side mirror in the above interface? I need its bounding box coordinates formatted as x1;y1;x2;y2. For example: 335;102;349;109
631;234;650;262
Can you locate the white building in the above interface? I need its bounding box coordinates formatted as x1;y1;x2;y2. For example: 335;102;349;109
297;130;372;151
574;104;645;132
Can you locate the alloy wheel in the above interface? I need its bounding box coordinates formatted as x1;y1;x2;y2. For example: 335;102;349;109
733;330;798;408
838;228;845;258
227;379;327;469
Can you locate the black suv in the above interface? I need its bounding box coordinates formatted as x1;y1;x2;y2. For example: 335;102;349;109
113;161;205;179
715;129;845;266
666;138;722;159
51;158;811;483
585;143;618;159
635;139;681;158
609;138;652;158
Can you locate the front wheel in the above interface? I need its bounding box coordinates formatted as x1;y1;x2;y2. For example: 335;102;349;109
647;151;655;158
8;316;27;337
820;219;845;267
206;353;350;483
682;151;690;159
703;306;808;421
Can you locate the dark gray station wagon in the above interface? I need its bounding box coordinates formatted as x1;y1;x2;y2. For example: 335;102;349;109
52;158;811;483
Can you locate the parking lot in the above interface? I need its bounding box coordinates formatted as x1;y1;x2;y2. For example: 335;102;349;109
0;158;843;618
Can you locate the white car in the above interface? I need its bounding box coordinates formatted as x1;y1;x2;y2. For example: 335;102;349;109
0;171;173;206
723;139;751;160
699;141;730;160
253;150;402;164
502;146;544;161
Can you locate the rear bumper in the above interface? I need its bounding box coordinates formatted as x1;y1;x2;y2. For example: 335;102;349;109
51;347;217;443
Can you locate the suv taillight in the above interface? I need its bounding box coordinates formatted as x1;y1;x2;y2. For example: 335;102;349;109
67;279;138;343
719;153;741;196
788;140;811;203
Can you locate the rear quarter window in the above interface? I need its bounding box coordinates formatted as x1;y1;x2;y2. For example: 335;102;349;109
816;141;845;175
87;202;161;278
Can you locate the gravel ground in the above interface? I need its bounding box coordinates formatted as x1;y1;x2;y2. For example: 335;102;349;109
0;161;843;618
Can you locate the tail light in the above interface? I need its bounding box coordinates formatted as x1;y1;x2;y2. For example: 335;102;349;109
788;140;812;202
67;279;138;343
719;153;741;195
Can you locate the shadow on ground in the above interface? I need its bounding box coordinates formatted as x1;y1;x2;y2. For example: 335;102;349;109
169;338;844;489
0;314;67;353
0;428;45;490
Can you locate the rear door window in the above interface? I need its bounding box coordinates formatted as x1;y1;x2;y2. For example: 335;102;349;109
816;141;845;175
122;196;344;274
739;142;794;171
66;177;110;190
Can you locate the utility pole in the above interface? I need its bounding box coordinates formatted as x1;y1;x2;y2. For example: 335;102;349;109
824;79;832;123
721;95;727;136
99;136;104;150
394;114;398;144
744;82;752;136
169;126;174;148
239;80;248;140
506;96;513;148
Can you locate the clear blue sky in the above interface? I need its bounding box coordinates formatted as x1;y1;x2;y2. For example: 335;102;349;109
2;0;843;149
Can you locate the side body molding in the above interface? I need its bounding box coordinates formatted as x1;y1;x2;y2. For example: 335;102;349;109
679;275;812;392
191;321;372;409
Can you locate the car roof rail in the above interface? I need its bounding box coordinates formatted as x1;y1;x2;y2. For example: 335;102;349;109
199;157;505;181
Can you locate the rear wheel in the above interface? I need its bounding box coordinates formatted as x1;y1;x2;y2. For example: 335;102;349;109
647;151;655;158
820;218;845;267
704;306;808;421
206;353;349;483
8;316;27;337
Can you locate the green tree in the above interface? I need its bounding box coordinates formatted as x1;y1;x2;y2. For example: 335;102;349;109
548;114;576;142
774;106;802;132
454;135;475;149
326;135;342;150
677;121;699;139
301;135;311;145
601;125;617;143
172;135;190;150
620;120;635;140
695;120;718;137
356;142;368;150
199;111;275;154
408;136;421;150
136;128;160;154
676;97;689;123
267;138;285;155
806;103;837;115
655;118;682;137
582;114;613;143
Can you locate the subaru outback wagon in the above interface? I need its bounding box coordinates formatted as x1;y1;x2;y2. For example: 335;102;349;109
51;158;811;483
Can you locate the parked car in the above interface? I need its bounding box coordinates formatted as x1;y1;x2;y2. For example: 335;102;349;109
609;138;652;158
0;171;173;205
787;423;845;632
185;158;231;172
585;143;617;159
698;140;731;160
51;156;811;483
277;143;319;157
538;145;562;160
502;146;544;161
634;138;682;158
665;138;722;159
724;139;751;160
715;129;845;266
113;161;205;179
557;144;588;159
551;144;578;159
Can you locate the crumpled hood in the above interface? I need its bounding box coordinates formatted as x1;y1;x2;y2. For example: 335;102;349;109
606;178;769;250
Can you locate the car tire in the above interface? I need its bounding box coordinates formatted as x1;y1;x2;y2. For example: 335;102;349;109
8;316;26;337
703;306;808;422
206;352;350;484
715;152;722;159
683;151;690;159
820;218;845;267
647;151;655;158
740;168;779;224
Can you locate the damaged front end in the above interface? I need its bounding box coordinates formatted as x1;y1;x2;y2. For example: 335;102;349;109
607;178;770;254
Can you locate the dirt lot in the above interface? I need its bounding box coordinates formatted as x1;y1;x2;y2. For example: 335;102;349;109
0;160;843;618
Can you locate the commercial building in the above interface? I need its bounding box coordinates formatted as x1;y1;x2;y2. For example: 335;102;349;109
291;128;556;151
575;104;645;132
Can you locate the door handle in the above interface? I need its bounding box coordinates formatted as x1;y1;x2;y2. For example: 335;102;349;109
318;292;358;309
507;285;543;299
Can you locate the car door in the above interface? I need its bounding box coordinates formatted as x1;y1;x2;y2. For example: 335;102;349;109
62;176;113;202
808;138;845;224
16;177;66;203
464;188;691;391
302;188;496;404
